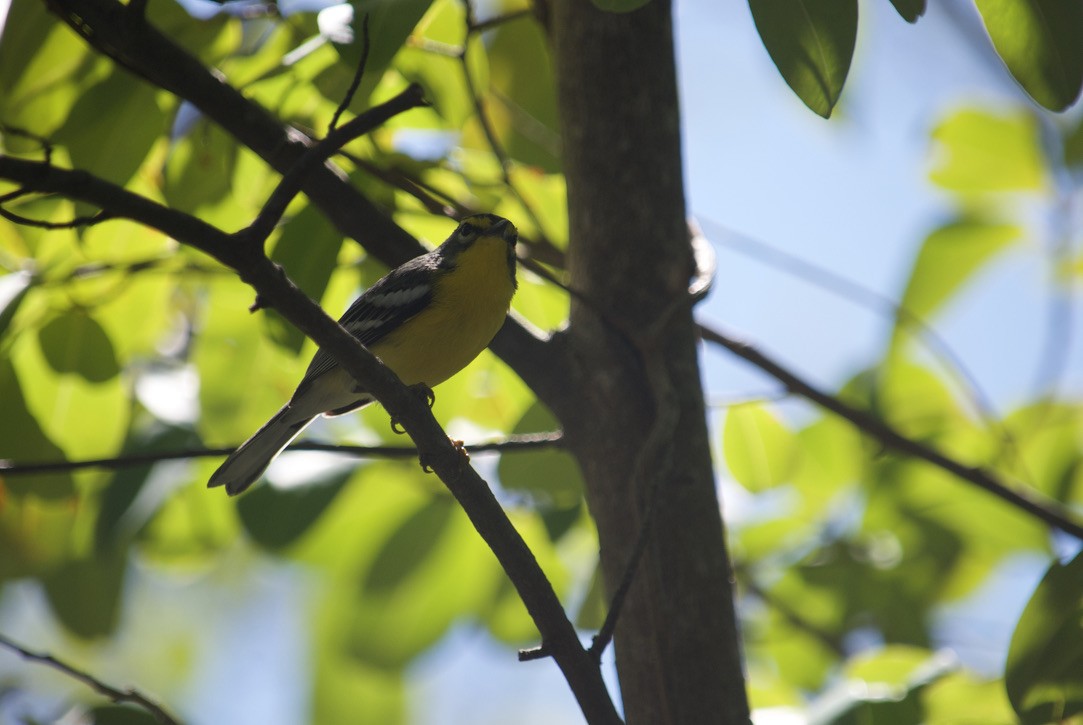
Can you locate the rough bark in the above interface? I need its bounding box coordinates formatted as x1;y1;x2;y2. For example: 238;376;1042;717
548;1;751;723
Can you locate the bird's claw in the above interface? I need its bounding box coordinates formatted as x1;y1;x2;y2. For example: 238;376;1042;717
418;437;469;473
389;385;436;435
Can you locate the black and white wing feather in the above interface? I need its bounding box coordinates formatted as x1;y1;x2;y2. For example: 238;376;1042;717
298;251;445;386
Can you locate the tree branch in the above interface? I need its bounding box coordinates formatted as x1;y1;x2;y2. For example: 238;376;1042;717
698;320;1083;541
0;633;180;725
41;0;566;402
0;153;619;723
0;432;564;475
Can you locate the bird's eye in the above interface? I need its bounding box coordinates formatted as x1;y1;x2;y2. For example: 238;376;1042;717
459;222;478;240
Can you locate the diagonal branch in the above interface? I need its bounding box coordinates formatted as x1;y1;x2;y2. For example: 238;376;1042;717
40;0;570;407
698;320;1083;541
0;633;180;725
0;154;620;724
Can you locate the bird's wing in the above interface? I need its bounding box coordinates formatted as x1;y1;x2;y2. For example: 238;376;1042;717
297;252;442;388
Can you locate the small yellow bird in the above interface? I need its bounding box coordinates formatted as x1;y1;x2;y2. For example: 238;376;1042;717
209;214;518;495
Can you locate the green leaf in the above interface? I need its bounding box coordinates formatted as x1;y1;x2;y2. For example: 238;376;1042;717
349;493;504;667
361;494;456;593
0;358;75;498
481;510;568;645
748;0;858;118
896;219;1020;324
42;553;127;639
723;404;798;491
888;0;925;23
331;0;435;108
237;472;352;551
38;310;120;383
94;424;203;554
1005;551;1083;724
844;645;954;693
923;672;1016;724
975;0;1083;112
497;401;584;507
54;70;167;188
929;108;1046;193
162;118;239;215
265;204;345;354
591;0;651;12
0;270;33;343
574;563;607;630
809;647;957;725
482;17;561;172
0;0;94;138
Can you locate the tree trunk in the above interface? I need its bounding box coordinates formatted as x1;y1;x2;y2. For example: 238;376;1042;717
547;2;750;723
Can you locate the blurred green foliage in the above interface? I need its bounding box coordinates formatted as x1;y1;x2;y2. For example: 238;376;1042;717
0;0;1082;723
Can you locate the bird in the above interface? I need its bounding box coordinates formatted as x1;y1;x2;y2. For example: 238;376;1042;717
208;213;518;495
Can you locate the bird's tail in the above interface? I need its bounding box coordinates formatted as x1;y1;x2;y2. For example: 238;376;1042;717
208;404;315;496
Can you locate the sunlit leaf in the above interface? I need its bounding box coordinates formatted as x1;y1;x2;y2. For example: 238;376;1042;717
483;17;560;171
872;358;964;441
331;0;435;108
238;472;352;550
922;672;1015;724
748;0;858;118
162;118;240;215
844;645;954;692
723;404;798;491
574;563;607;631
1005;550;1083;724
265;203;346;353
1003;402;1083;503
482;510;569;644
0;270;33;343
0;358;75;497
95;424;204;554
54;70;167;188
137;475;237;562
0;0;95;139
975;0;1083;112
896;219;1020;324
929;108;1046;193
195;278;309;445
809;647;956;725
361;494;455;592
349;493;503;666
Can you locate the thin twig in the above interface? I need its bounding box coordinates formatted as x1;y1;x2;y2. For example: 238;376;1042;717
328;12;370;133
242;83;427;248
0;124;54;165
0;633;180;725
470;8;532;34
0;204;113;229
737;569;845;656
700;219;1004;430
0;432;564;475
459;1;553;249
698;320;1083;541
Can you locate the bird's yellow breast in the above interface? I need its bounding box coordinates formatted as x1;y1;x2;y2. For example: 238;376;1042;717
370;235;515;387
